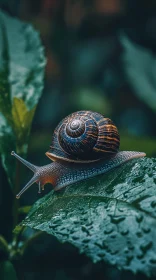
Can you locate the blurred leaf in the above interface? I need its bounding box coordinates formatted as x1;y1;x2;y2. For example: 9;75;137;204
73;88;112;114
0;35;11;124
121;34;156;112
120;134;156;157
12;97;36;148
0;261;17;280
13;225;24;236
0;10;46;186
21;157;156;276
0;236;9;255
18;206;32;215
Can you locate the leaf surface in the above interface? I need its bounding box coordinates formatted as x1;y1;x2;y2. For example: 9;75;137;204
21;157;156;276
0;11;45;186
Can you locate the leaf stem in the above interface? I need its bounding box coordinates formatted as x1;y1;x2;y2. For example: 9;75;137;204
12;160;20;228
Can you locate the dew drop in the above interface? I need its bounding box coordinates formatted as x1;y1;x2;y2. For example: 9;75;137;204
151;201;156;208
95;242;103;249
81;225;90;235
137;252;144;259
140;241;153;253
136;214;143;223
128;244;134;250
49;223;58;229
72;235;79;240
110;233;117;239
110;215;125;224
83;238;90;243
78;207;83;211
124;248;129;254
118;207;124;212
120;229;129;236
58;231;68;237
102;242;108;249
73;220;79;224
149;257;156;264
59;226;66;231
142;226;151;234
110;249;119;255
98;253;105;258
104;226;114;234
136;231;143;238
86;221;93;227
52;217;61;224
82;216;88;222
126;255;133;265
37;213;42;217
70;228;76;234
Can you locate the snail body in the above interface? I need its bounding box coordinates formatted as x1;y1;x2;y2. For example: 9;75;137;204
11;111;146;199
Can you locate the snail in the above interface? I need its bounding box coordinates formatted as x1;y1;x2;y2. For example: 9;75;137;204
11;111;146;199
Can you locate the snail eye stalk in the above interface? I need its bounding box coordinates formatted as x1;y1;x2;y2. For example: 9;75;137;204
11;151;37;172
16;175;39;199
11;151;40;199
11;151;59;199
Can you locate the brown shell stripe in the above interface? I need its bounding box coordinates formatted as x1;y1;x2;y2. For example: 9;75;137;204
93;119;119;153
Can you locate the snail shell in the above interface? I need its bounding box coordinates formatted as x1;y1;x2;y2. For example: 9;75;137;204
46;111;120;163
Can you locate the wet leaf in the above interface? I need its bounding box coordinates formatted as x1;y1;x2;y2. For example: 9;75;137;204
21;157;156;276
0;10;46;110
0;10;45;186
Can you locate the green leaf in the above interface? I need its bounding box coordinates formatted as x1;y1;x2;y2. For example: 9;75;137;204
121;35;156;112
0;261;17;280
18;206;32;215
0;236;9;255
0;10;45;186
0;10;46;110
12;97;36;149
0;113;15;185
21;157;156;276
13;225;24;236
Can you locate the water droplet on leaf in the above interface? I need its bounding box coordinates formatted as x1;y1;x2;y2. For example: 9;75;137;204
151;201;156;208
120;229;129;236
110;215;125;224
136;214;143;223
104;226;114;234
149;257;156;264
140;241;153;253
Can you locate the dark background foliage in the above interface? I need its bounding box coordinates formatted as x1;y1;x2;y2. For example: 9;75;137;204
0;0;156;279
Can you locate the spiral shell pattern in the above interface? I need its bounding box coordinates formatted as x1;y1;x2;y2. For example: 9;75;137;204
48;111;120;162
